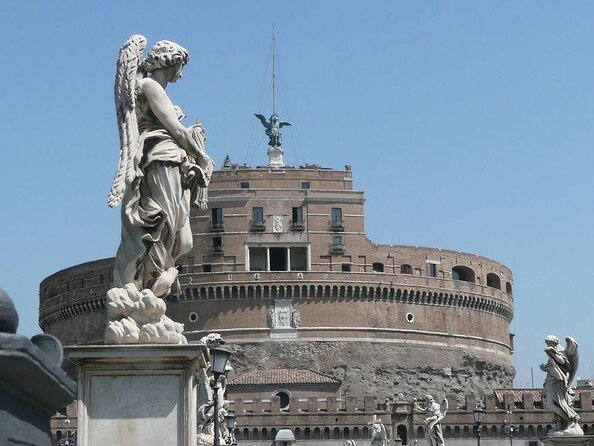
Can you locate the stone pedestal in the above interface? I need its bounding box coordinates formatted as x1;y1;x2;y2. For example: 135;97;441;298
67;344;208;446
542;435;593;446
0;333;77;446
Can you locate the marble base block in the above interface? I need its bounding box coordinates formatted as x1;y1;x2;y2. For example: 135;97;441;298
542;435;593;446
66;344;208;446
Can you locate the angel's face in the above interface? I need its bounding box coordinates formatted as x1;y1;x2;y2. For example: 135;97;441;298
167;62;184;83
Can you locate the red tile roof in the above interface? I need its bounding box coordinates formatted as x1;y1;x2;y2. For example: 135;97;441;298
229;369;341;386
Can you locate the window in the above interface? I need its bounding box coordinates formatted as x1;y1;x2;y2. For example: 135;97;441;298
292;207;304;223
452;266;475;282
212;237;223;253
300;181;310;190
342;263;351;272
211;208;223;230
487;273;501;289
372;262;384;273
270;247;287;271
240;181;250;189
428;263;437;278
401;264;413;275
332;235;343;246
291;207;305;231
331;208;343;224
203;264;212;272
252;207;264;224
275;391;290;410
248;246;309;272
249;248;267;271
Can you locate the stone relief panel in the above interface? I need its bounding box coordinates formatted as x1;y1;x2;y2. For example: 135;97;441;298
267;300;300;329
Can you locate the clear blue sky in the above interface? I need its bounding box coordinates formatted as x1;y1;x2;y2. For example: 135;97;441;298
2;1;594;390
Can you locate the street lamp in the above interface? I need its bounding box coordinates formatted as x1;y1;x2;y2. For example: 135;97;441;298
210;346;233;446
473;408;486;446
225;411;237;445
504;406;514;446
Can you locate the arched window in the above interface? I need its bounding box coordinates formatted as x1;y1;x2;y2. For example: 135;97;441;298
304;428;311;440
344;427;350;439
506;281;513;295
445;426;451;438
323;427;330;439
353;427;360;439
417;426;424;438
252;428;259;440
262;428;268;440
401;264;413;275
463;426;470;438
333;427;341;439
294;427;302;440
452;266;475;283
397;425;408;445
372;262;384;273
454;426;461;438
486;273;501;289
274;390;290;410
314;427;321;439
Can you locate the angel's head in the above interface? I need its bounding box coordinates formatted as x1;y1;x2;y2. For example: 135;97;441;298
426;395;434;403
144;40;189;83
545;335;560;346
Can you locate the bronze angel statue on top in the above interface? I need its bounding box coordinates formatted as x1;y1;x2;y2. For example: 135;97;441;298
540;335;583;436
254;112;291;147
104;35;214;344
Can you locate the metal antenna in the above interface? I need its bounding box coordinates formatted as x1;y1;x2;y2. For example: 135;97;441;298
272;25;276;115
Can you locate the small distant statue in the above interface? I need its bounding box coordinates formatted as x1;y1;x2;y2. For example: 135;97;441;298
413;395;448;446
292;309;301;328
254;113;291;147
540;335;583;436
267;308;275;328
369;415;388;446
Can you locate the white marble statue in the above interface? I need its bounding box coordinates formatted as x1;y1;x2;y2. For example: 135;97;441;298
540;335;583;436
369;415;388;446
105;35;214;344
413;395;448;446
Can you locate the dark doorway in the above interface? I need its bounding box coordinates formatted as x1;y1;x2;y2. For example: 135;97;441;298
270;247;287;271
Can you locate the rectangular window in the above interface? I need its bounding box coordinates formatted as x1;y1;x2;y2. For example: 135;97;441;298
342;263;351;272
252;207;264;224
428;263;437;278
332;235;343;246
290;247;308;271
269;247;287;271
240;181;250;189
292;207;303;223
331;208;343;224
300;181;310;190
211;208;223;228
212;237;223;253
203;264;212;273
249;247;267;271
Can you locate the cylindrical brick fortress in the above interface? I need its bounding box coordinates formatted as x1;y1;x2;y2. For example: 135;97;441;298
39;164;514;398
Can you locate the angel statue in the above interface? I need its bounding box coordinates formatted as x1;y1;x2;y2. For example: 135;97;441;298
104;35;214;345
254;112;291;147
369;415;388;446
413;395;448;446
540;335;583;436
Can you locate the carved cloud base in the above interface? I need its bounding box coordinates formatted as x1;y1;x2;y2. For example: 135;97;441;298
66;344;208;446
104;283;187;344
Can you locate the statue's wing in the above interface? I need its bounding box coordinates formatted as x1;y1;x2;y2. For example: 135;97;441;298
439;398;449;420
254;113;269;127
279;121;292;128
565;337;579;388
107;34;147;208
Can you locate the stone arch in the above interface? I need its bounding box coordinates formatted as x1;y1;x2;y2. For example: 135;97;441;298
294;427;301;440
313;427;321;439
487;273;501;290
452;266;475;283
343;427;350;439
304;428;311;440
506;281;513;295
401;264;413;274
323;427;330;439
333;427;340;439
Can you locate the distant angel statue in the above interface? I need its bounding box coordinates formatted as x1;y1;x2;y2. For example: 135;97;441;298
104;35;214;344
540;335;583;436
254;112;291;147
107;35;214;297
413;395;448;446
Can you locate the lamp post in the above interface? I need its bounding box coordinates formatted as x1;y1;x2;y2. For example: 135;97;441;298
225;411;237;445
210;346;233;446
473;408;486;446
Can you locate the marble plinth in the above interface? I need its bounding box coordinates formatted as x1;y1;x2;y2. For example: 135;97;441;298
66;344;208;446
542;435;593;446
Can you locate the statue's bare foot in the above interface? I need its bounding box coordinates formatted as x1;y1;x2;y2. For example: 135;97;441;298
151;267;178;297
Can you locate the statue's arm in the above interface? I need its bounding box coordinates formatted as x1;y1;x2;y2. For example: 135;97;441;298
141;79;203;160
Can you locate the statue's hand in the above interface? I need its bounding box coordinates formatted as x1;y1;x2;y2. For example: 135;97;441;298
539;363;547;371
